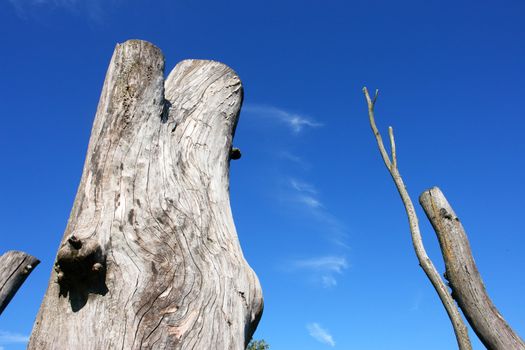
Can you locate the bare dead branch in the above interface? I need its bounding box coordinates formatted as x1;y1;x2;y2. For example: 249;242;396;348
364;88;392;170
388;126;397;168
363;87;472;350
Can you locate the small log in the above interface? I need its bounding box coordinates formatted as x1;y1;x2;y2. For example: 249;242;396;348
0;250;40;315
420;187;525;350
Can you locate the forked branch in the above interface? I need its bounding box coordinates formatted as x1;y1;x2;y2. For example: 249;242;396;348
363;87;472;350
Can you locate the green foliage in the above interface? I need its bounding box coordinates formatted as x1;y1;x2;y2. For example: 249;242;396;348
247;339;270;350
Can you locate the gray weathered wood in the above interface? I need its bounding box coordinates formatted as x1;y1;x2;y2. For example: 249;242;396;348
0;250;39;315
420;187;525;350
29;40;263;349
363;88;472;350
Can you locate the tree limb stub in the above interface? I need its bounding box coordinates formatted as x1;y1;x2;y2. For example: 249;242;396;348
420;187;525;350
363;87;472;350
0;250;40;315
29;40;263;349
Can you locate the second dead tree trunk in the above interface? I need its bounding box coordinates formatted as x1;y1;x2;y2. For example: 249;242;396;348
420;188;525;350
28;40;263;349
364;87;525;350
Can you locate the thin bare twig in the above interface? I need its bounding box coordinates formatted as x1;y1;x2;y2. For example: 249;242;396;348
363;87;472;350
388;127;397;168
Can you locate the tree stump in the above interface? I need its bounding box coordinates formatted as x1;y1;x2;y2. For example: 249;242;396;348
29;40;263;349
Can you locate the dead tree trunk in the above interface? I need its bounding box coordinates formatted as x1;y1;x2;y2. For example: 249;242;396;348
0;251;39;315
28;40;263;350
420;188;525;350
363;88;472;349
364;87;524;349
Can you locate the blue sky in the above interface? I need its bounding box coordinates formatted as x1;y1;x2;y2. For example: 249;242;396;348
1;0;524;349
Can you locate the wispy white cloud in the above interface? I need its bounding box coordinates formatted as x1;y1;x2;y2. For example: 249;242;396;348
0;330;30;344
286;178;348;247
290;178;317;194
9;0;92;7
8;0;110;21
243;104;322;134
290;256;348;288
293;256;348;273
297;194;323;209
307;323;335;347
288;178;323;209
410;290;423;311
279;151;309;168
321;275;337;288
287;116;322;133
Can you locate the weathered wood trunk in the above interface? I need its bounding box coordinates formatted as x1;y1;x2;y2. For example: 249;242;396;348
0;251;39;315
420;187;525;350
29;40;263;349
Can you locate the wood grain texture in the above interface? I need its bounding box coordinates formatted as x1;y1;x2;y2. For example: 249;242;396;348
29;40;263;349
0;250;40;315
420;187;525;350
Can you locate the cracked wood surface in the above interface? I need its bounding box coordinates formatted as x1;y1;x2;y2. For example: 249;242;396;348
420;187;525;350
0;250;39;315
28;40;263;349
